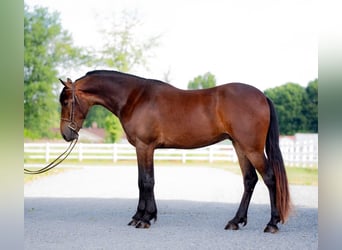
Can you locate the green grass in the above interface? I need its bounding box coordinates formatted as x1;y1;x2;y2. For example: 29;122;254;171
285;167;318;186
24;159;318;186
215;163;317;186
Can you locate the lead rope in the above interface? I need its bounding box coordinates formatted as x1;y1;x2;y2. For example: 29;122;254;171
24;137;78;175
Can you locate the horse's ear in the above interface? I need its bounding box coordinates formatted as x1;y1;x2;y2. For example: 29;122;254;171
59;78;67;87
59;78;73;88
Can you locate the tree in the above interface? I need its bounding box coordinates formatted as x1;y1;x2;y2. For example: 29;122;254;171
83;105;111;128
83;11;160;142
104;115;123;143
302;79;318;133
24;5;88;138
97;10;159;72
264;80;318;135
187;72;216;90
264;83;306;135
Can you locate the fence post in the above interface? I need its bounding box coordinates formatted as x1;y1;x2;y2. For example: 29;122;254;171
308;140;314;167
113;143;117;162
182;150;186;163
290;140;295;167
45;143;50;163
209;147;214;163
302;141;308;168
79;143;83;162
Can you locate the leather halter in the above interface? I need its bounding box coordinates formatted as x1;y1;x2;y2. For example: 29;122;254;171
61;82;80;134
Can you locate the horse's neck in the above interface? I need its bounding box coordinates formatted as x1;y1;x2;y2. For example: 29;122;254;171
81;75;145;117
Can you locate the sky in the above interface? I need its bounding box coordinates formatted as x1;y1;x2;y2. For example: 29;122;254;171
26;0;317;90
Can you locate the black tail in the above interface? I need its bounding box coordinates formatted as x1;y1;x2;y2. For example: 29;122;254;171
265;97;291;223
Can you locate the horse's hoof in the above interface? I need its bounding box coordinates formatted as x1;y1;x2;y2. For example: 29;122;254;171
264;224;279;233
128;219;139;226
225;222;239;230
135;221;150;229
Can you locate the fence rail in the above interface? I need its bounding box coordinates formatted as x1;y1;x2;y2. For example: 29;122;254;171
24;140;317;168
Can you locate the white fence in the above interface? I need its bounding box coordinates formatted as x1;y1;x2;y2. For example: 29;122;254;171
280;139;318;167
24;140;318;168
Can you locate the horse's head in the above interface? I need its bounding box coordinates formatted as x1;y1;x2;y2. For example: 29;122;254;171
59;78;89;142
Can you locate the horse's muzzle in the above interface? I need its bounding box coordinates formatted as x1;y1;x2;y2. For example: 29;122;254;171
61;125;79;142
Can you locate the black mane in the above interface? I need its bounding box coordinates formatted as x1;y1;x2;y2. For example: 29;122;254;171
75;70;169;86
85;70;146;81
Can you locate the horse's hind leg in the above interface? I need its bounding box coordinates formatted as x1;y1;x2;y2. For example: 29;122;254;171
246;151;281;233
225;144;258;230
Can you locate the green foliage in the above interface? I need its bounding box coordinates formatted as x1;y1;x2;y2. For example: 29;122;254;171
24;128;40;140
188;72;216;90
81;105;123;143
302;79;318;132
24;6;59;137
264;80;318;135
104;115;123;143
24;5;88;139
83;105;111;128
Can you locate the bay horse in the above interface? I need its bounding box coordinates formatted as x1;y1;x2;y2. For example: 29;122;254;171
59;70;291;233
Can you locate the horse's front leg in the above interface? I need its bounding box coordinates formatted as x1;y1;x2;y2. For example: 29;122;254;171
128;144;157;229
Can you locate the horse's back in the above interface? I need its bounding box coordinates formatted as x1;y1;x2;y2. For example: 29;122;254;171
144;84;223;148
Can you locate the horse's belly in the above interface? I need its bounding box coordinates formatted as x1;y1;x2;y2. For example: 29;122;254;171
159;121;227;149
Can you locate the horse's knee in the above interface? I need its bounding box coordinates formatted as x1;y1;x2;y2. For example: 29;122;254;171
140;170;154;187
142;178;155;192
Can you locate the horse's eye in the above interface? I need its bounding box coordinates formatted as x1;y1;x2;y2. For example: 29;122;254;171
62;100;69;106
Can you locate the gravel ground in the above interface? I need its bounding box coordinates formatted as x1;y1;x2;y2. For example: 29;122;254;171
24;166;318;250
